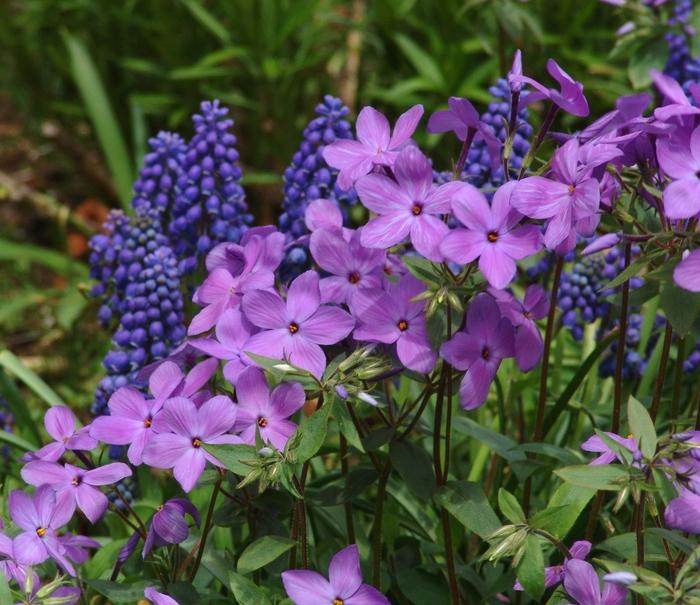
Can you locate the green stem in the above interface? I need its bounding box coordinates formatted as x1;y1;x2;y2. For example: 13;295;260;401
340;434;355;544
612;243;631;434
671;338;685;425
650;322;673;422
187;475;222;582
371;461;391;587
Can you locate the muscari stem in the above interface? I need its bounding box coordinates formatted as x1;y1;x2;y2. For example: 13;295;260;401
612;243;632;434
524;255;564;515
650;322;673;422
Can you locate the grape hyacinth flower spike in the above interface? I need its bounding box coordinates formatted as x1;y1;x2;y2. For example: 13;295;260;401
356;146;468;261
282;544;390;605
241;270;355;379
142;395;240;492
232;367;306;450
322;104;424;190
440;180;542;288
22;405;97;463
563;559;628;605
441;293;515;409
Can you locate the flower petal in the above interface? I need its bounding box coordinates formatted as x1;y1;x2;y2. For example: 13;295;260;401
300;306;355;345
288;271;321;323
329;544;363;599
282;570;333;605
242;290;288;329
44;406;75;442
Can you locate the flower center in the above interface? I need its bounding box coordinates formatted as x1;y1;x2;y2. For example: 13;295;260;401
62;436;69;444
397;319;409;331
192;437;202;448
36;527;47;538
348;271;361;284
568;183;576;194
144;417;152;428
332;599;344;605
71;476;81;486
156;504;164;512
411;203;423;216
487;231;499;243
288;322;299;334
523;310;533;319
481;347;491;360
257;416;268;428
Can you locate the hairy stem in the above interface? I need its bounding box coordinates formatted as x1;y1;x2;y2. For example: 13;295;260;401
339;434;356;544
613;243;632;434
183;474;222;582
650;322;673;422
371;461;391;587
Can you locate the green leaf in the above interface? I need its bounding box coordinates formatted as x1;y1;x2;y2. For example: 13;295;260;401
332;398;364;453
498;488;526;524
554;464;629;491
0;238;87;278
390;440;434;502
0;572;11;605
659;280;700;337
178;0;231;43
237;535;295;574
87;580;150;603
228;571;272;605
62;32;133;210
627;396;657;458
292;403;332;463
516;535;545;600
393;33;445;89
204;443;258;475
628;38;669;89
435;481;501;539
0;350;62;407
0;370;41;445
543;483;596;538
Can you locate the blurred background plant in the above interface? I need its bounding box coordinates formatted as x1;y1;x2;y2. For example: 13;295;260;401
0;0;683;459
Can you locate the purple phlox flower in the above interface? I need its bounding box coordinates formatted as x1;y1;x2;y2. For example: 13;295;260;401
322;104;424;191
581;431;638;465
242;271;355;379
651;70;700;122
563;559;628;605
599;172;622;209
511;138;600;251
356;146;468;261
440;293;515;410
232;367;305;450
143;498;200;557
305;198;344;233
0;532;36;587
674;249;700;292
582;233;621;256
188;233;282;336
189;308;258;383
515;540;591;591
60;533;100;564
282;544;389;605
383;253;406;278
310;228;386;305
441;181;542;289
21;460;131;524
491;284;548;372
426;97;501;168
143;395;239;492
579;93;651;143
508;49;523;93
513;59;589;117
667;455;700;494
9;485;76;576
352;274;436;373
22;406;97;463
664;489;700;534
136;341;205;382
656;124;700;219
145;587;180;605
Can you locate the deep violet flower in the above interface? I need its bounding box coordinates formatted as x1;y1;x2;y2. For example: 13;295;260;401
352;274;436;373
515;540;591;591
650;69;700;122
188;231;283;335
22;405;97;463
322;104;424;190
309;228;386;305
0;533;36;586
491;284;548;371
440;181;542;288
145;587;180;605
512;58;590;117
90;359;217;465
355;146;469;261
674;249;700;291
563;559;628;605
142;395;239;492
657;124;700;219
21;461;131;523
581;432;638;465
282;544;389;605
665;490;700;533
143;498;201;557
511;138;600;251
60;533;100;565
426;96;501;167
232;367;306;450
242;271;355;378
440;293;515;410
189;308;258;383
9;485;75;575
